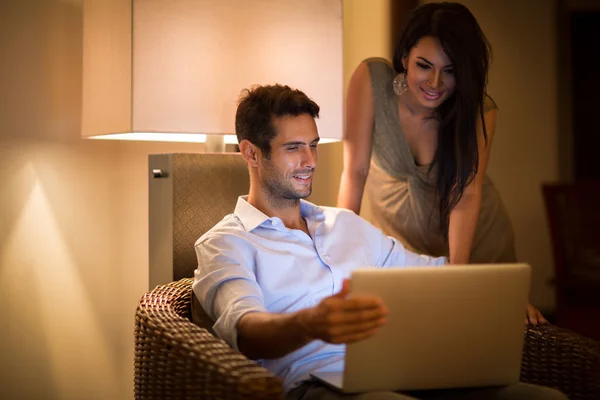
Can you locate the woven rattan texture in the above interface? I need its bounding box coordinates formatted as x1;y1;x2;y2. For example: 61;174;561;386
520;323;600;399
135;279;599;399
134;278;284;400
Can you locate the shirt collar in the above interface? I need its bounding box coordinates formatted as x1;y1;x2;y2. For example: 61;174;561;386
234;196;326;232
234;196;269;232
300;199;326;223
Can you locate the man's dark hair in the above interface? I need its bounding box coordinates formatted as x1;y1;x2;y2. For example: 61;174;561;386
235;84;320;158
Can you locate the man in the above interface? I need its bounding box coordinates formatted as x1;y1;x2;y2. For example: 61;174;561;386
192;84;565;400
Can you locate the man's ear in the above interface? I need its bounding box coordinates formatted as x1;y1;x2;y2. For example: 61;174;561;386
239;139;259;167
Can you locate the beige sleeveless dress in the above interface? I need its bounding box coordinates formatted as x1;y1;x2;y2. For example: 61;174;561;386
364;58;516;263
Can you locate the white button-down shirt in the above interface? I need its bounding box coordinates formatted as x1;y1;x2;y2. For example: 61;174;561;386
193;197;446;392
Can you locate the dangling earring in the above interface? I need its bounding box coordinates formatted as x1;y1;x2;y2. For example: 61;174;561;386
393;72;408;96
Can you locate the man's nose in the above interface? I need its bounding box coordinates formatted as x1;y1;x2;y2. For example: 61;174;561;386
301;147;317;169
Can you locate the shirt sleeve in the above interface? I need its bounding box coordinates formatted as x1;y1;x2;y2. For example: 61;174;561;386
347;211;447;267
379;236;447;267
192;233;267;351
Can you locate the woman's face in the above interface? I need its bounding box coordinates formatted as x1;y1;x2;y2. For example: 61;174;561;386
402;36;456;110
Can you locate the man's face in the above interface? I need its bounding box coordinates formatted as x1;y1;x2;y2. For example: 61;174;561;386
257;114;319;205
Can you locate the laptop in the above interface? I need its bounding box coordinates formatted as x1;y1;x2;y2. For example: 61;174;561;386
310;263;531;393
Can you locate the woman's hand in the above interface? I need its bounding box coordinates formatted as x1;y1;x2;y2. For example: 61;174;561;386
526;303;548;325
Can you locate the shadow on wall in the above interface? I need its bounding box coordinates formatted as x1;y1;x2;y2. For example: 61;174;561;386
0;1;125;398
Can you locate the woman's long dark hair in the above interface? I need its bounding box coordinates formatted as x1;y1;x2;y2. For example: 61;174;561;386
392;2;492;240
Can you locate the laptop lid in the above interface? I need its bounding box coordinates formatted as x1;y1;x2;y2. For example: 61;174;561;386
339;263;530;393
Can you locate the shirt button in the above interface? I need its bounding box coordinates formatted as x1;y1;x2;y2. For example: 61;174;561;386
271;220;277;226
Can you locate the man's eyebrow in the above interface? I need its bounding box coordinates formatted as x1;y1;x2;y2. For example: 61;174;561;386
417;56;453;68
282;138;320;146
281;141;307;146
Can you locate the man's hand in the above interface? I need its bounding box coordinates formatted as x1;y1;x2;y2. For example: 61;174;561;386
526;303;548;325
298;279;388;344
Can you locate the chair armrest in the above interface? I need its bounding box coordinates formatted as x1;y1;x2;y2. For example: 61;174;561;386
521;323;600;400
134;281;284;400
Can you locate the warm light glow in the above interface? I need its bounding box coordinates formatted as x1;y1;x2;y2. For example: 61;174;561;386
223;135;239;144
82;0;343;141
1;163;118;396
88;132;239;143
87;133;339;144
319;138;339;144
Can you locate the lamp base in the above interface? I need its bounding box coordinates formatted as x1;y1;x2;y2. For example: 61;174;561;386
205;135;226;153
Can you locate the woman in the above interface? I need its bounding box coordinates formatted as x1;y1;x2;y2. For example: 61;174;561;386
337;2;545;323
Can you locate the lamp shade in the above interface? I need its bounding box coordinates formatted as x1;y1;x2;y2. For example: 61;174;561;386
82;0;343;142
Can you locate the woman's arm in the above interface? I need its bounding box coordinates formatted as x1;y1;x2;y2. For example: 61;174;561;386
337;61;376;214
447;109;497;264
447;109;548;324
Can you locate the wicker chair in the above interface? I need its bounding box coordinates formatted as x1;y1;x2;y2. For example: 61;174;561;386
135;278;284;400
135;277;600;400
136;154;600;399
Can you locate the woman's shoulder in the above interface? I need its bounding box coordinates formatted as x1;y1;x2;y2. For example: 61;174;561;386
363;57;393;68
362;57;397;88
484;93;498;113
362;57;396;80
